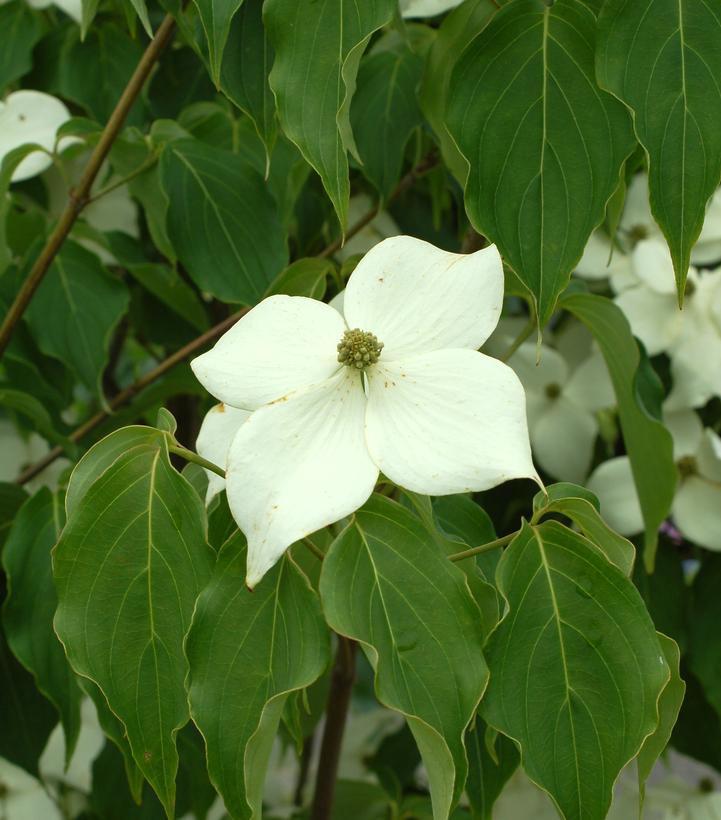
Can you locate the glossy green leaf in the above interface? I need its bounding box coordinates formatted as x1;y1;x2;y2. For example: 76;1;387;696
320;495;488;819
688;555;721;720
2;489;82;764
160;137;288;304
351;42;424;200
264;257;331;300
126;262;208;331
264;0;396;229
186;532;329;819
465;720;519;820
597;0;721;300
54;439;214;814
447;0;635;325
194;0;244;86
419;0;497;182
0;1;42;91
0;623;58;777
220;0;277;157
0;387;70;448
26;241;129;398
561;292;676;570
482;521;669;820
533;483;635;576
637;633;685;796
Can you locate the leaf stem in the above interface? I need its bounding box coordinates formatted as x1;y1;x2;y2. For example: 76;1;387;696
167;444;225;478
86;153;160;204
448;531;517;562
302;537;325;562
500;314;536;363
311;636;357;820
0;12;178;360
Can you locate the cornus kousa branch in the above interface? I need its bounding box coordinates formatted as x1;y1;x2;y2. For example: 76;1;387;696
0;12;178;359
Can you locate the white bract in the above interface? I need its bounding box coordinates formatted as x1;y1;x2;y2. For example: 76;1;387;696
587;409;721;551
0;91;75;182
192;236;538;587
0;0;81;21
507;343;614;484
399;0;463;18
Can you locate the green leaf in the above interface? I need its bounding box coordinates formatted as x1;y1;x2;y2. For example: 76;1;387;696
482;521;669;820
1;144;45;275
350;42;424;200
447;0;635;325
186;532;329;819
2;489;82;765
465;720;519;820
126;262;208;331
25;241;129;398
561;292;676;571
0;1;43;91
419;0;497;182
128;0;153;38
320;495;489;818
0;387;70;448
160;137;288;304
636;633;685;797
688;555;721;720
220;0;277;157
597;0;721;300
194;0;244;86
265;257;332;300
0;623;58;777
672;666;721;773
91;741;165;820
53;439;214;814
0;482;28;550
264;0;396;229
533;483;635;576
58;24;145;125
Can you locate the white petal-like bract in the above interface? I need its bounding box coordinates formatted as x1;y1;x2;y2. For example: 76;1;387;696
191;295;345;410
343;236;504;360
365;348;538;494
587;456;644;536
196;403;251;503
226;369;378;588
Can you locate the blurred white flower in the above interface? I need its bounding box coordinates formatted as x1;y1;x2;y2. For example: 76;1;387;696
587;408;721;550
192;236;538;587
399;0;463;17
0;759;61;820
0;0;81;23
0;91;76;182
334;195;399;263
506;342;614;483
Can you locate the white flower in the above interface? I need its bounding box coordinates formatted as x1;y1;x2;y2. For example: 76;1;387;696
0;91;75;182
0;0;81;23
587;409;721;550
399;0;463;18
507;343;614;484
192;236;538;587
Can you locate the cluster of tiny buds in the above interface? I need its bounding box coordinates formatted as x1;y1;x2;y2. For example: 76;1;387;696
337;328;384;370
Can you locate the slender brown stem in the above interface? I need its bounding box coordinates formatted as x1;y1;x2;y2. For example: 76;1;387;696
0;13;178;360
311;637;357;820
448;531;516;562
16;310;246;485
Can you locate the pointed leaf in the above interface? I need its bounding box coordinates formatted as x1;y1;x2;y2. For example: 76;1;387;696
597;0;721;299
688;555;721;720
482;521;669;820
26;241;130;398
186;532;329;819
466;720;519;820
160;137;288;304
561;292;676;571
0;1;43;90
264;0;396;228
2;489;82;764
447;0;635;325
320;495;489;819
194;0;244;86
53;438;214;814
0;482;28;550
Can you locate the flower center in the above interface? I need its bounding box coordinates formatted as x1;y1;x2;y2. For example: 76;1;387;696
337;328;384;370
545;382;562;400
627;224;648;246
684;277;696;298
677;455;698;478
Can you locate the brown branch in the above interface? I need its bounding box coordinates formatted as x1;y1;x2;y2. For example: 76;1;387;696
16;150;437;484
16;311;245;484
0;12;178;360
310;637;357;820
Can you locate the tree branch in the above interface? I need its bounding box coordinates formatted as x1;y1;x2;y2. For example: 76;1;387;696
0;12;178;360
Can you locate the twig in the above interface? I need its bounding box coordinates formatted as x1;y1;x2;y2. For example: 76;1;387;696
448;531;516;562
310;637;357;820
16;311;245;484
0;13;178;360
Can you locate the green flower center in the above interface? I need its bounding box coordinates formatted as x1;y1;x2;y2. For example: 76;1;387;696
627;224;648;246
545;382;562;400
337;328;384;370
677;455;698;479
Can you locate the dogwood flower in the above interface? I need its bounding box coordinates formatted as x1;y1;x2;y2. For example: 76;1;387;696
506;343;614;483
587;409;721;550
192;236;538;587
400;0;463;18
0;0;81;22
0;91;75;182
